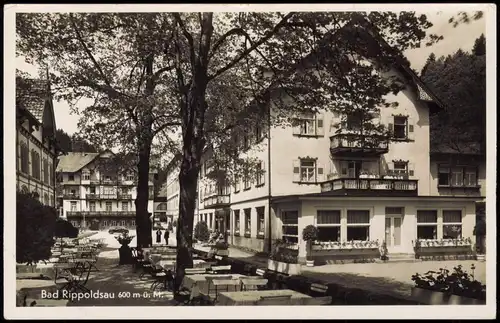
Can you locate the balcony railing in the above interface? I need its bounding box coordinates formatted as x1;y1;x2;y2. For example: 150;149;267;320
203;194;230;209
86;193;100;200
90;179;100;185
62;193;80;199
101;179;116;185
117;194;133;200
330;133;389;157
100;193;118;199
66;211;136;217
320;177;418;196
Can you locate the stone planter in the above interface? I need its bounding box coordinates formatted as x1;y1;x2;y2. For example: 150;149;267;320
118;245;134;265
267;259;301;276
411;287;449;305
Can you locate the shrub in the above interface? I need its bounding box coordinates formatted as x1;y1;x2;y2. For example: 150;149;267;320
16;192;57;264
411;264;486;300
194;221;210;242
55;218;79;238
473;218;486;236
302;225;318;242
269;239;298;264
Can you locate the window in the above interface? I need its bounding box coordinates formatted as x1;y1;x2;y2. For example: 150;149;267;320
130;220;135;227
106;202;112;212
300;160;316;183
102;220;108;227
257;207;265;236
256;161;266;186
293;113;324;136
438;166;450;186
121;220;126;227
443;210;462;239
346;111;363;131
31;150;40;180
82;172;90;180
209;213;213;229
126;173;135;181
281;210;299;244
243;170;251;190
392;116;408;139
69;174;75;181
438;165;478;187
316;210;341;242
111;220;117;227
48;163;54;186
244;208;251;235
90;186;96;194
43;159;49;183
393;162;408;176
346;210;370;241
44;193;49;205
103;187;114;195
89;201;96;212
70;201;77;211
417;210;438;239
122;201;129;211
234;176;241;193
234;210;240;233
20;143;29;174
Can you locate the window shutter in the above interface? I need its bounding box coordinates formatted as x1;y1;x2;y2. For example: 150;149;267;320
316;114;325;136
408;162;415;177
407;117;415;140
293;160;300;182
317;163;325;182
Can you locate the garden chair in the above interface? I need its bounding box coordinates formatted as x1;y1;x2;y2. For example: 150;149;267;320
257;295;293;305
176;282;204;305
150;268;175;292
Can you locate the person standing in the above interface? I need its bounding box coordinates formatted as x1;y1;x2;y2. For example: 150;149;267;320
155;229;162;244
164;229;170;246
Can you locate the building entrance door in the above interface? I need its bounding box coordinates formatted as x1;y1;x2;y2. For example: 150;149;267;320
384;208;404;253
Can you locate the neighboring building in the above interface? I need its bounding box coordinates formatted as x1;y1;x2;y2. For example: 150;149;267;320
155;154;182;226
190;28;485;263
56;150;155;229
16;76;61;207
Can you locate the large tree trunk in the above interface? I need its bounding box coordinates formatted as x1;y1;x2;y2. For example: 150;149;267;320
135;139;153;248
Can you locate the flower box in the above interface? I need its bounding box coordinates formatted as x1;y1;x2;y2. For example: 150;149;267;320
267;259;301;276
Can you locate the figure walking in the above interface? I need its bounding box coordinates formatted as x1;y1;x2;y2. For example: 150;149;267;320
156;229;162;244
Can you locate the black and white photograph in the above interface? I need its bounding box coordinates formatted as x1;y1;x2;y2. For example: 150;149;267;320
3;3;496;320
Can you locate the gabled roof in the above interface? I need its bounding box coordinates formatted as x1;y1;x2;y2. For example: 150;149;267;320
56;152;100;173
16;77;50;124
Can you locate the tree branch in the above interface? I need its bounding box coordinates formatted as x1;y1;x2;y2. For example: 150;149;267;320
172;13;196;69
207;12;296;82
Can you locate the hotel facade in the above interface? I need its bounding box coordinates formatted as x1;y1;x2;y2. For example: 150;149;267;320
16;77;60;207
56;150;156;229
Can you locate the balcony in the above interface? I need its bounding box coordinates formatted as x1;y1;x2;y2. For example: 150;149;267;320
90;179;100;185
320;177;418;196
203;194;230;209
66;211;136;218
100;194;118;199
101;179;116;185
86;193;100;200
330;133;389;157
117;194;133;200
62;193;80;199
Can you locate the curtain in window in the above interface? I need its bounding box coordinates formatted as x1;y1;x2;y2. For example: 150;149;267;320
443;210;462;223
347;210;369;224
317;210;341;224
417;210;438;223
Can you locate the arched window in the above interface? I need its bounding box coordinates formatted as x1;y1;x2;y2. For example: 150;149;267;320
21;185;29;194
20;143;29;174
157;203;167;211
32;190;40;200
31;150;41;180
48;163;54;186
44;193;49;205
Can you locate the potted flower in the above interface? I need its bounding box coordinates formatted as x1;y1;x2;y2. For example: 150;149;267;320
268;239;301;275
302;225;319;267
473;218;486;260
411;265;486;305
115;232;135;265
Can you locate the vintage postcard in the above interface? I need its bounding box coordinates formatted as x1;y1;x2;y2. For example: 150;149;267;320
3;3;496;320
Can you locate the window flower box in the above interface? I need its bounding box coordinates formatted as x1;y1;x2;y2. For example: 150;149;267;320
312;240;380;250
417;238;472;248
234;230;240;237
244;231;251;238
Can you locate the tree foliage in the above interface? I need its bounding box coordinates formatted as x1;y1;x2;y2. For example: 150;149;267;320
55;128;98;153
420;35;486;154
17;192;57;264
17;11;442;289
194;221;210;242
55;218;79;238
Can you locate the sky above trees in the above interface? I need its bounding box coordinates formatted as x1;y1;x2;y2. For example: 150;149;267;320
15;9;486;140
